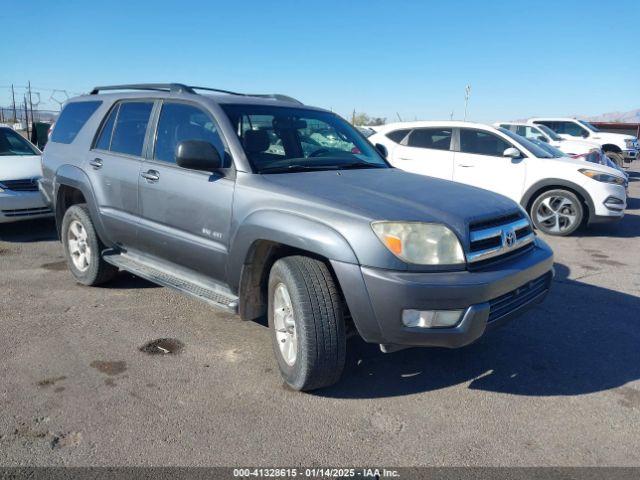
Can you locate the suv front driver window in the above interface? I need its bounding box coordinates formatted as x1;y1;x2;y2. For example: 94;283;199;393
459;129;511;157
154;103;226;164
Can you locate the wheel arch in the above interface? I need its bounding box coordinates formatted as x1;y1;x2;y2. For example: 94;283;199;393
53;165;108;242
521;179;594;223
601;144;622;154
228;211;359;321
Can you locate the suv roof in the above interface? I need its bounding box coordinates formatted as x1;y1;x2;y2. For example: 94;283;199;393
76;83;320;110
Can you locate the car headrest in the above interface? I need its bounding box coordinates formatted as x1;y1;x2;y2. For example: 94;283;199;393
243;129;270;153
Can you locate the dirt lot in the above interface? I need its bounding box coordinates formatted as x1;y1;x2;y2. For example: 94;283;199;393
1;165;639;467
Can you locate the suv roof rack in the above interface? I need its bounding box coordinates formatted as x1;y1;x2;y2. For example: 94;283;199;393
89;83;304;104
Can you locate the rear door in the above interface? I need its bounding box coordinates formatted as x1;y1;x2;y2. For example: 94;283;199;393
388;127;455;180
453;128;526;202
136;100;234;282
86;100;154;248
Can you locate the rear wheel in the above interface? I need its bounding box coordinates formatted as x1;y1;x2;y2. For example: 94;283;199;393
268;256;346;391
530;189;584;236
61;204;118;285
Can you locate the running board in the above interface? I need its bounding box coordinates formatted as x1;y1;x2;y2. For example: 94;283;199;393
103;252;239;313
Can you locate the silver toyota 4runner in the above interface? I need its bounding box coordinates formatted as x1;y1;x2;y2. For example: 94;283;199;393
40;83;554;391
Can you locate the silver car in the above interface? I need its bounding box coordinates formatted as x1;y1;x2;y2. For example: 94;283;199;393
0;127;53;223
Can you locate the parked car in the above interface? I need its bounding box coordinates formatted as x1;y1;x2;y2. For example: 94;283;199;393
496;122;600;157
526;136;629;182
0;127;53;223
527;117;639;166
369;121;627;236
40;83;554;391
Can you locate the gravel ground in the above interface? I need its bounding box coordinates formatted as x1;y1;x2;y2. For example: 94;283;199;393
1;164;639;467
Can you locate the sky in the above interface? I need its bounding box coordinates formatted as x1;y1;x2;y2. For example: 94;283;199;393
1;0;639;122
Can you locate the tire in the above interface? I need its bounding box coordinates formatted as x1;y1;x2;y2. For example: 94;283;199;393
606;152;624;168
530;189;584;236
61;204;118;286
268;256;346;391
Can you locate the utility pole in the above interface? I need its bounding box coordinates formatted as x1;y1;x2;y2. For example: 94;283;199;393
11;84;17;123
28;81;34;126
396;112;403;122
463;85;471;121
450;110;454;120
23;96;29;136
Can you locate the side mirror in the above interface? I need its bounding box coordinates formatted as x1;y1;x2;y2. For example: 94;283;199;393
503;147;522;158
537;136;549;143
175;140;222;172
581;131;590;138
375;143;388;158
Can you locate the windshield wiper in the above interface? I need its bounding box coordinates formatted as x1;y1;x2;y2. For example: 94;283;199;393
260;162;384;174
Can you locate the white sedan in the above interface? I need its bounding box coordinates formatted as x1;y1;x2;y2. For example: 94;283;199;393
0;127;53;223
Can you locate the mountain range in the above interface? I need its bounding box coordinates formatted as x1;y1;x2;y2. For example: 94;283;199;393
582;108;640;123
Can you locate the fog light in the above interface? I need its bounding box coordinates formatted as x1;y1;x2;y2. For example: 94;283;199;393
402;309;464;328
603;196;624;211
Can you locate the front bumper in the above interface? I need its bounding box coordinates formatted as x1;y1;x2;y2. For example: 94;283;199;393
589;182;626;220
622;149;638;161
0;190;53;223
332;238;554;349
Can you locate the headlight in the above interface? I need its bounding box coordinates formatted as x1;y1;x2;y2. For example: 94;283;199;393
0;183;5;193
372;222;465;265
624;138;636;148
579;169;626;185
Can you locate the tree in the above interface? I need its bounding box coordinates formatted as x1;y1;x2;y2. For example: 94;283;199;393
351;112;386;126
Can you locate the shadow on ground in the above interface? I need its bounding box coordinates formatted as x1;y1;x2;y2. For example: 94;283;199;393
316;262;640;399
0;218;57;243
577;212;640;238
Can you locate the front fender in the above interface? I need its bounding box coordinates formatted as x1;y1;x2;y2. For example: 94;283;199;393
227;210;359;289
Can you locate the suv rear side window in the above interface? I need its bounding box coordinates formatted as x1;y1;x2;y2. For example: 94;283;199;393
407;128;452;150
50;101;102;144
460;129;511;156
154;102;226;164
385;129;410;143
109;102;153;156
536;121;586;137
94;105;119;151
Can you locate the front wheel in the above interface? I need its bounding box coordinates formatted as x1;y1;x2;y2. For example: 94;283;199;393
605;151;624;168
268;256;346;391
530;189;584;236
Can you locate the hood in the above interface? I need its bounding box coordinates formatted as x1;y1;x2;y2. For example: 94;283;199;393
0;155;42;182
259;168;520;229
543;154;624;177
554;138;600;154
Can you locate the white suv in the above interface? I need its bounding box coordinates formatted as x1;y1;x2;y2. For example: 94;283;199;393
369;121;627;236
495;122;600;157
527;117;639;166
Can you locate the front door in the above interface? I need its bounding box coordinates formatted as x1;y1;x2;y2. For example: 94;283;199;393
389;127;455;180
453;128;526;202
137;101;234;282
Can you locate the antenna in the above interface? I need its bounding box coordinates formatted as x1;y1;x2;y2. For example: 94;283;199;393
463;85;471;121
396;112;403;122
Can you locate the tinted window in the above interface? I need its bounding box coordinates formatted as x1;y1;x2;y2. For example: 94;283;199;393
407;128;452;150
154;103;226;164
110;102;153;156
536;120;586;137
94;105;119;151
50;101;102;144
460;129;511;156
0;128;39;156
385;129;410;143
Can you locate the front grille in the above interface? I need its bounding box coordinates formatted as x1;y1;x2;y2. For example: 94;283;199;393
467;211;535;266
0;178;39;192
488;272;552;323
1;207;52;217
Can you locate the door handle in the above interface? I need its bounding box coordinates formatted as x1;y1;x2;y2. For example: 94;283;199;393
141;170;160;182
89;158;103;169
457;164;474;168
398;157;412;161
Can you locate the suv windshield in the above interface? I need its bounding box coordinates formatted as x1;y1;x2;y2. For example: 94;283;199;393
497;127;554;158
526;137;566;158
577;120;600;132
536;124;562;141
221;105;388;173
0;128;39;156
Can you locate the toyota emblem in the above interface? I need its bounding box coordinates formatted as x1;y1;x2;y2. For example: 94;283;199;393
504;230;516;248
